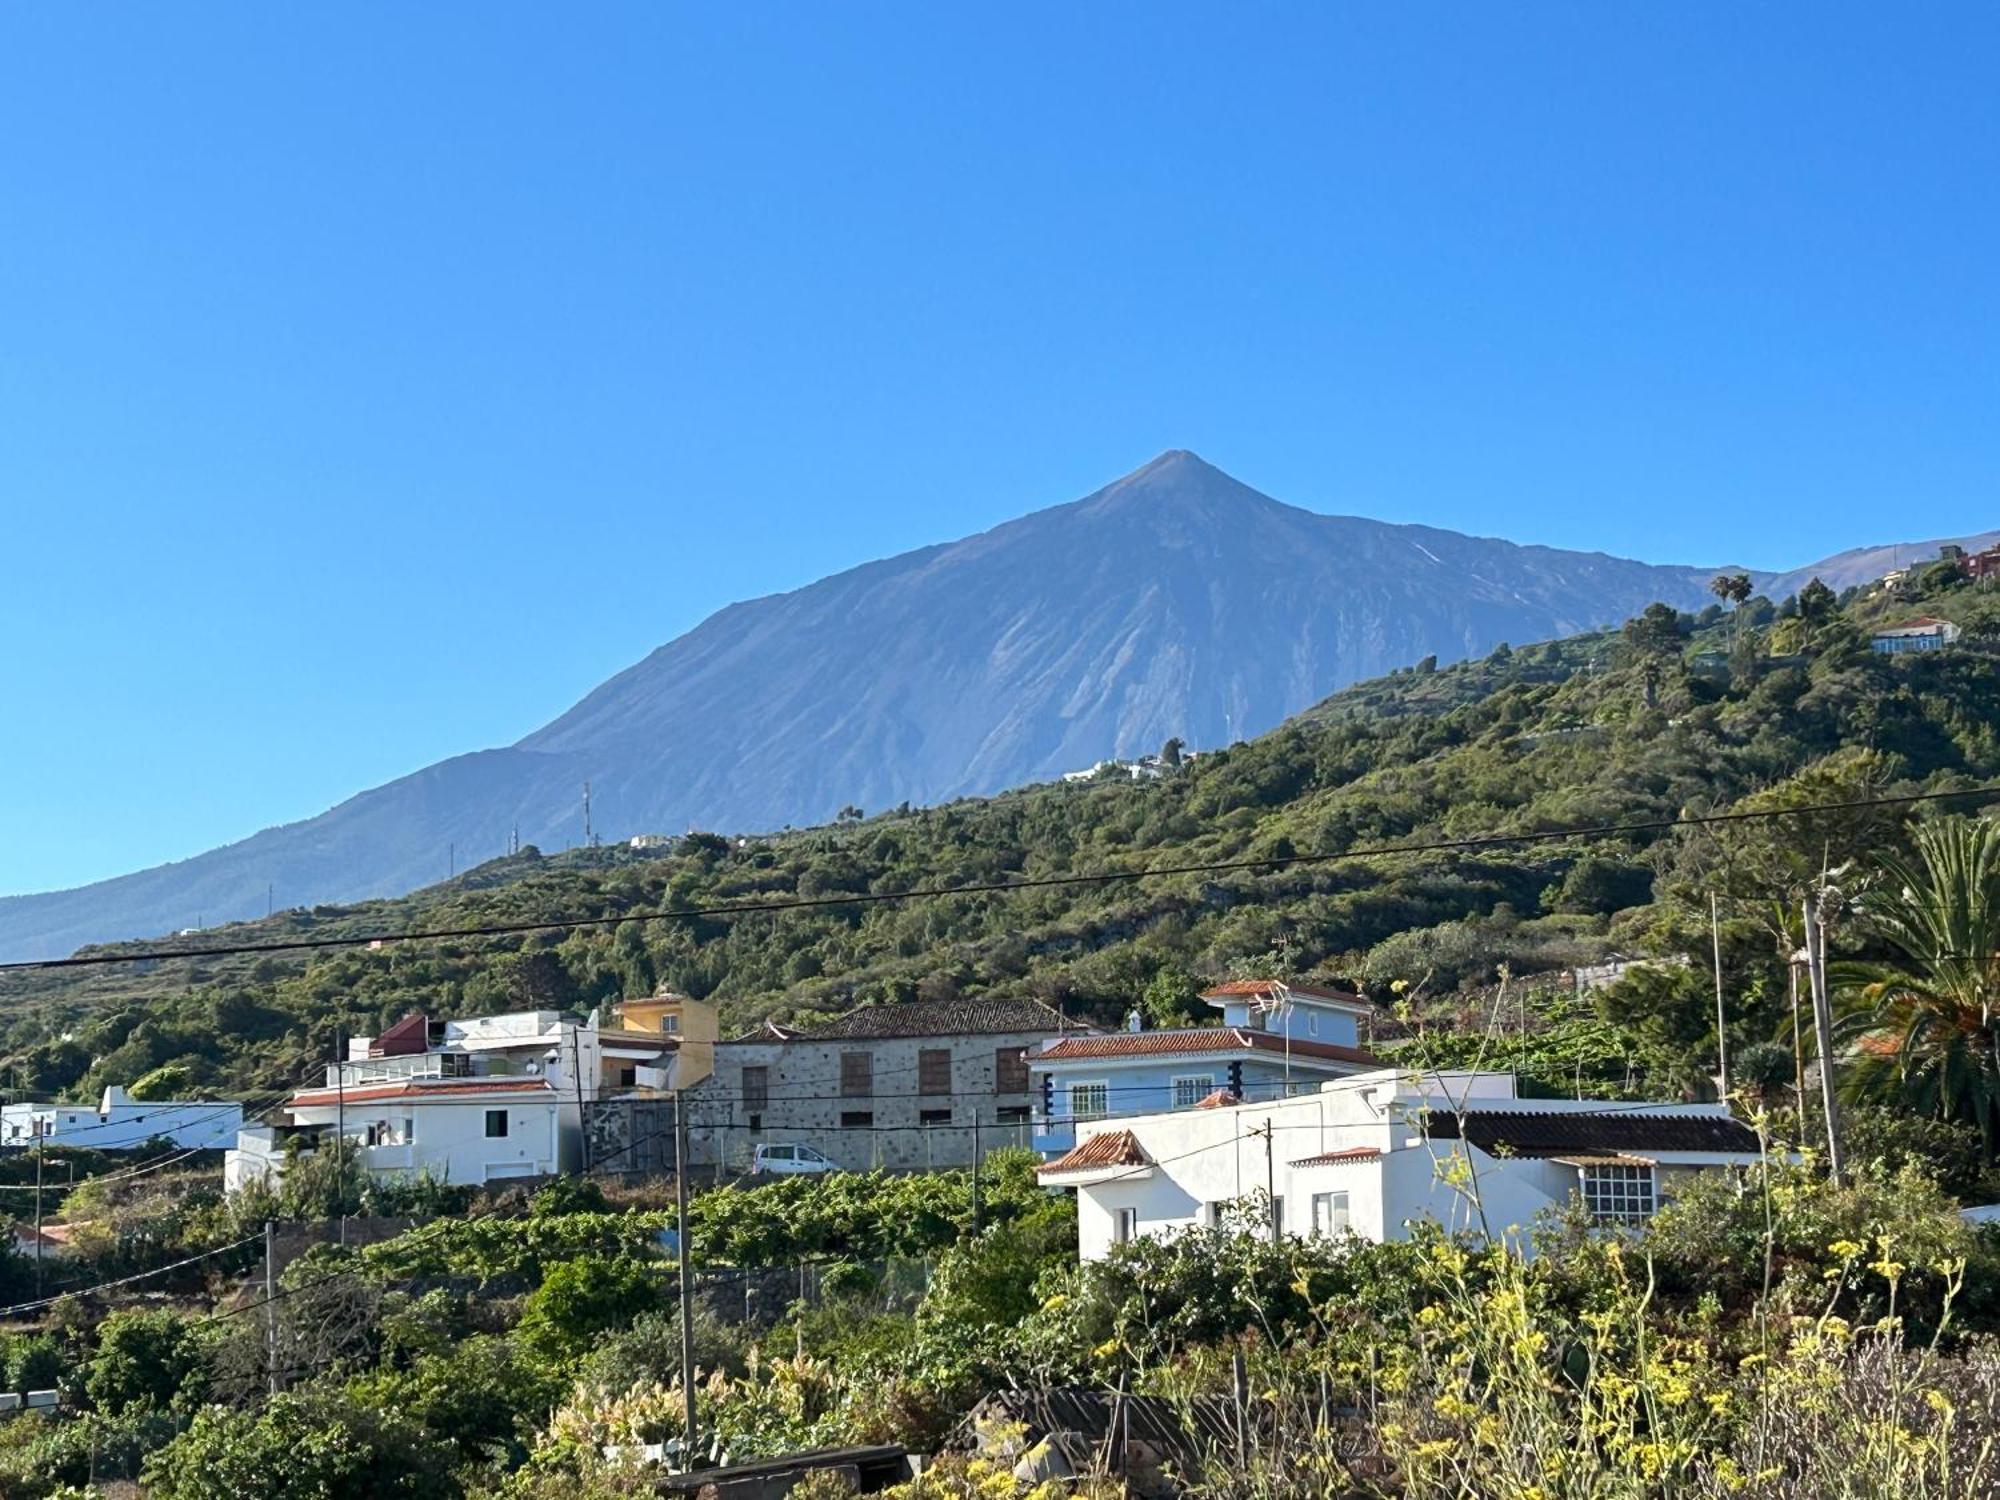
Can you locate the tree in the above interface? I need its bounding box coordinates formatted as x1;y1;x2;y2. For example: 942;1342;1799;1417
85;1309;210;1416
1843;815;2000;1150
141;1390;457;1500
1797;576;1838;625
1622;603;1685;708
1622;602;1686;657
517;1253;663;1364
1160;737;1186;769
507;950;579;1010
1710;572;1753;648
1139;966;1206;1028
126;1062;195;1101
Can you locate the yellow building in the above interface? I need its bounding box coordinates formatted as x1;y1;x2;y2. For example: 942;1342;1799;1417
614;990;687;1036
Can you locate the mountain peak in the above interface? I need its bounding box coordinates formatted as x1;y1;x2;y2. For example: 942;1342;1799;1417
1080;449;1275;521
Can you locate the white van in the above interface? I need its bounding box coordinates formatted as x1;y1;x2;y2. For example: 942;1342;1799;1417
750;1142;838;1176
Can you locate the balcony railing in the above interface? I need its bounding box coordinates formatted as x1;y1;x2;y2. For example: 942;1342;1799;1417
325;1052;479;1088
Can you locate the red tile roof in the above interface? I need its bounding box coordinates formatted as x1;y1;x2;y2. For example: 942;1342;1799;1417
1192;1089;1242;1110
1038;1130;1152;1176
1036;1028;1380;1067
1202;981;1368;1006
1291;1147;1382;1167
290;1076;556;1107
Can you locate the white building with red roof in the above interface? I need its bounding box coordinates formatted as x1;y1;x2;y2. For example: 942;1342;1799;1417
224;1008;677;1194
1028;980;1382;1156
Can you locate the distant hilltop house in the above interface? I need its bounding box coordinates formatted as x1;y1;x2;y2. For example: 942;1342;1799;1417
1040;1067;1766;1260
1030;981;1382;1157
1871;616;1961;654
1;1087;242;1152
1060;750;1195;785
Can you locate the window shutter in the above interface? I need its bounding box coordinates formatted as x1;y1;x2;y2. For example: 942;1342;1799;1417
918;1048;952;1096
840;1051;873;1098
994;1046;1029;1095
741;1066;770;1113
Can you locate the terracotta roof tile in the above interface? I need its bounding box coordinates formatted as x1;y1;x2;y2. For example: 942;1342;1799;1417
1202;980;1367;1006
1291;1147;1382;1167
1037;1028;1380;1068
290;1076;556;1107
766;998;1076;1042
1038;1130;1151;1176
1192;1089;1242;1110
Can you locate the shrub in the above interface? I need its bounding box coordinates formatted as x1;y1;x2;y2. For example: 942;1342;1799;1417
141;1389;458;1500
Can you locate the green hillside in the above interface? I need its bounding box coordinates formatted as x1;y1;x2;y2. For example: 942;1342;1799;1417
5;568;2000;1115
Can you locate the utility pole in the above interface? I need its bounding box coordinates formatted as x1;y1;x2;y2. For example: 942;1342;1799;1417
583;781;594;848
33;1118;45;1298
449;842;455;879
335;1026;347;1248
1710;894;1730;1102
265;1219;280;1395
971;1117;983;1235
1802;894;1845;1183
570;1026;591;1173
1250;1121;1278;1244
673;1092;697;1467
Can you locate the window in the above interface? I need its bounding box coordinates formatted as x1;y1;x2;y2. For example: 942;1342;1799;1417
617;1067;636;1088
1307;1012;1320;1037
840;1052;873;1098
840;1110;874;1129
920;1107;952;1125
1580;1165;1656;1224
995;1105;1032;1125
742;1066;770;1113
1113;1208;1138;1245
1069;1082;1109;1122
1269;1195;1285;1238
484;1109;509;1139
1171;1074;1215;1110
747;1113;763;1133
1206;1201;1229;1231
994;1046;1030;1094
1311;1190;1351;1236
661;1015;680;1033
918;1048;952;1096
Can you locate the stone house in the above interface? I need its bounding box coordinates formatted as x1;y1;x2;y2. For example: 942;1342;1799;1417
682;997;1082;1173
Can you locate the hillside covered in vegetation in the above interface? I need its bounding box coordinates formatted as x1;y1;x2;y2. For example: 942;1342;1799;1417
4;566;2000;1122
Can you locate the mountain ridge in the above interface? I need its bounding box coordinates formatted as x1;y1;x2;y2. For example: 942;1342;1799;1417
0;451;1986;962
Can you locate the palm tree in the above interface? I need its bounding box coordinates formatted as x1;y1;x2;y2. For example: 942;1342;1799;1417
1709;572;1752;649
1840;815;2000;1150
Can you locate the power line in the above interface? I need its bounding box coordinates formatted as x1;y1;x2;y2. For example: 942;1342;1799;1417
0;1233;262;1320
5;784;1992;975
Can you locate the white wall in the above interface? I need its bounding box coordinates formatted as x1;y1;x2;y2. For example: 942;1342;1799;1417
288;1096;563;1186
2;1100;243;1151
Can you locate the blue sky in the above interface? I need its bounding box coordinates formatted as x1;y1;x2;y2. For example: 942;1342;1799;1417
2;4;1996;897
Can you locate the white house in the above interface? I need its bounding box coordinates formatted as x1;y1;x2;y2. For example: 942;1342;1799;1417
1;1087;243;1151
1871;616;1961;654
224;1007;678;1194
1039;1067;1766;1260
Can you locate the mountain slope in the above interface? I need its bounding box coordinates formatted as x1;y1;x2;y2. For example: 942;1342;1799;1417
0;451;1786;961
